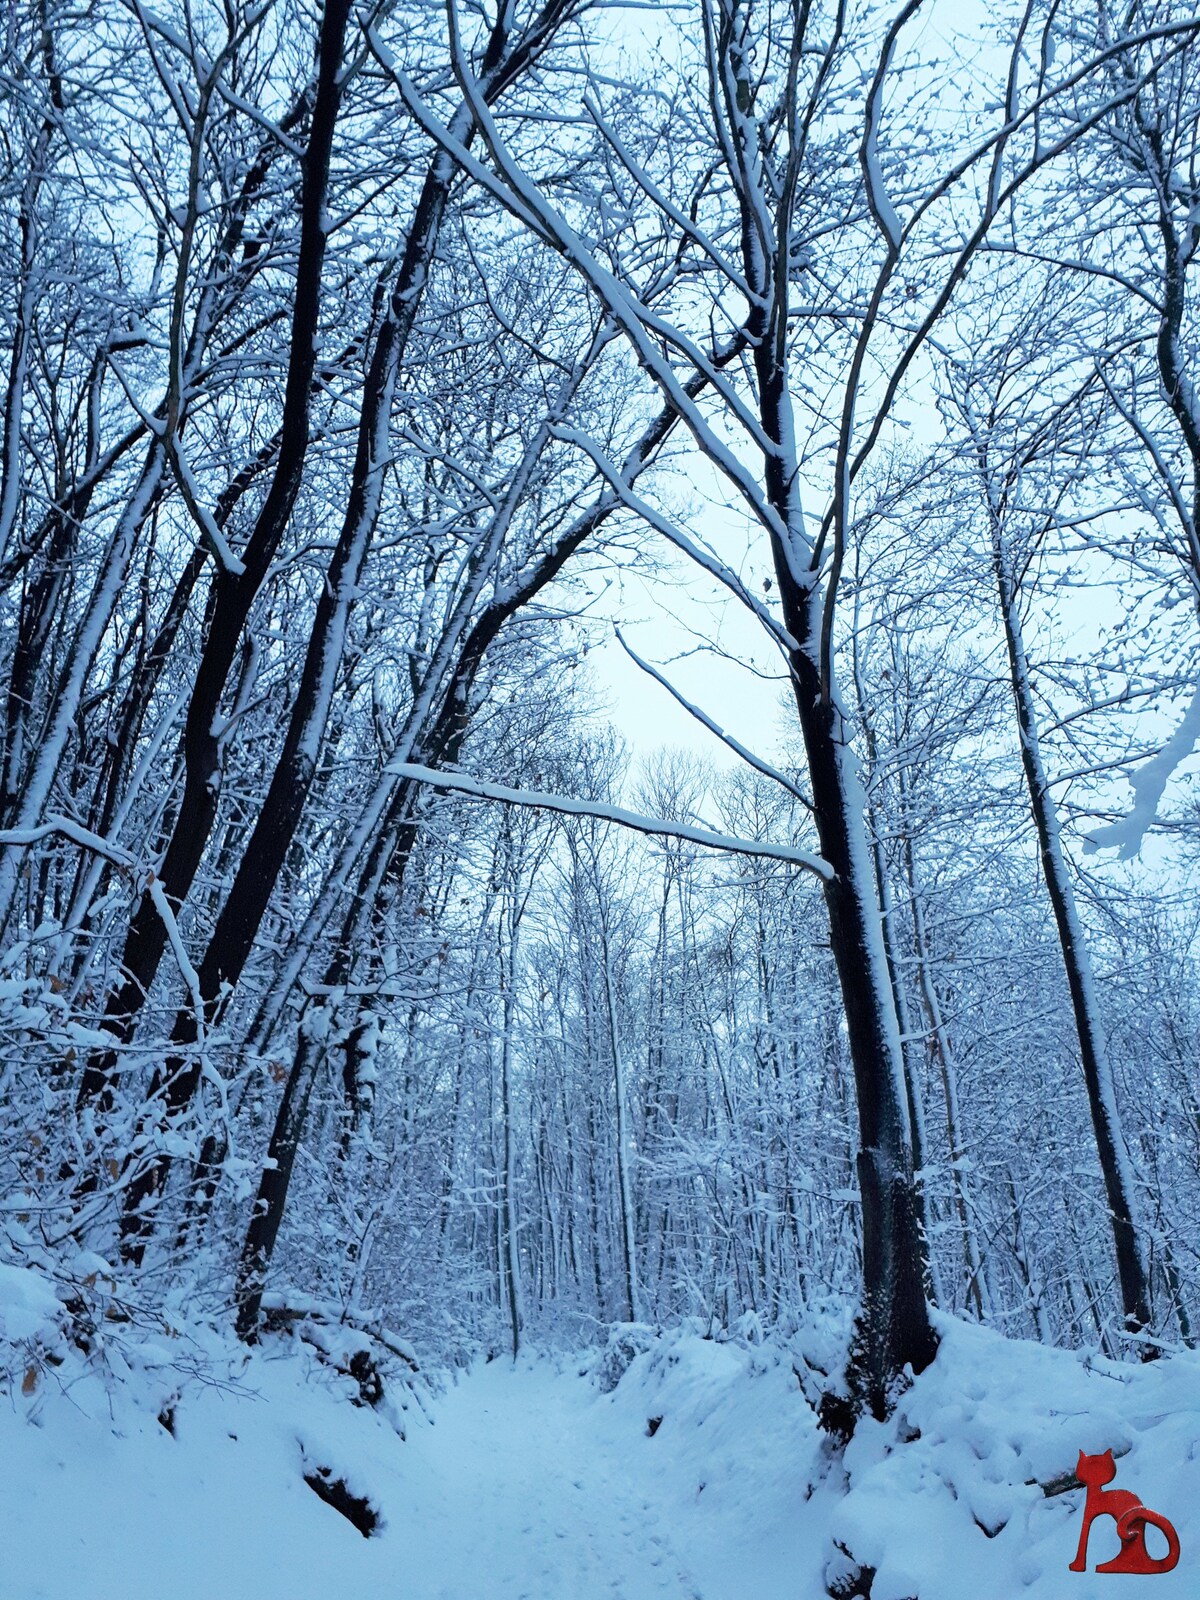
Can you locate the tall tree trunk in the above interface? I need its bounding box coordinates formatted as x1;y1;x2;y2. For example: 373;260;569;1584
601;941;640;1324
0;5;64;572
757;331;936;1414
498;958;523;1359
0;447;168;935
995;542;1153;1345
850;639;941;1310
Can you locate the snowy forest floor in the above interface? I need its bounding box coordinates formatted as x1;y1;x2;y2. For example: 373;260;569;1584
2;1264;1199;1599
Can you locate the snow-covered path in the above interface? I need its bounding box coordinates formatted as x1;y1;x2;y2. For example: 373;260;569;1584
1;1336;817;1600
402;1360;712;1599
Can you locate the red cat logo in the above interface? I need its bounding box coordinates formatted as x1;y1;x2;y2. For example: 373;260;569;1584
1070;1450;1180;1575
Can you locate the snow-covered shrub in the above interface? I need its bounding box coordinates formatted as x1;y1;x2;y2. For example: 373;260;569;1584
590;1321;660;1392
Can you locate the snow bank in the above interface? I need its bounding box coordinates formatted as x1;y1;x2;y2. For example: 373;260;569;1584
0;1260;65;1350
0;1262;435;1600
822;1313;1199;1600
584;1317;828;1596
593;1314;1199;1599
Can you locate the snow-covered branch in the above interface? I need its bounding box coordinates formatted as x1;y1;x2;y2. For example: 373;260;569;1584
388;763;832;876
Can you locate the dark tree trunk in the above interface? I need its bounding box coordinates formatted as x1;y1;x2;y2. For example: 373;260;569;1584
793;664;937;1420
752;332;936;1419
77;0;354;1115
234;999;333;1340
995;552;1153;1344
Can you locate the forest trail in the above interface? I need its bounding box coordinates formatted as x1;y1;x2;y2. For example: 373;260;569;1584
2;1327;809;1600
8;1301;1199;1600
399;1359;714;1600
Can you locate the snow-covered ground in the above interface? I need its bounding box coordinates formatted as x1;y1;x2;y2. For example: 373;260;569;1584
1;1264;1197;1599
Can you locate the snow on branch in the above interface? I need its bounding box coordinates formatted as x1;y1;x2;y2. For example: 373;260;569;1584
614;627;812;809
859;0;923;255
1084;682;1200;860
0;816;151;872
388;764;832;877
581;94;759;303
367;24;793;550
551;424;797;653
0;817;203;1013
167;437;247;577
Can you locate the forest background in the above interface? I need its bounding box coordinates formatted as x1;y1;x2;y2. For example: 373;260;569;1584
1;0;1199;1438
